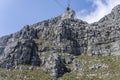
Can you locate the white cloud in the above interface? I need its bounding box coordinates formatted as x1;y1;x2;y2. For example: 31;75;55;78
77;0;120;23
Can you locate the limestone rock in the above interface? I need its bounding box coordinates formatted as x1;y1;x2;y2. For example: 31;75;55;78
0;4;120;78
44;52;69;78
0;26;40;68
87;4;120;56
61;7;75;20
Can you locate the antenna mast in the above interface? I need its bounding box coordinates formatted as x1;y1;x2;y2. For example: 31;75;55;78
67;0;71;8
67;0;71;10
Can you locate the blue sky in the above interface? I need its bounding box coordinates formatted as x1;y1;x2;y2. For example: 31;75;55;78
0;0;120;37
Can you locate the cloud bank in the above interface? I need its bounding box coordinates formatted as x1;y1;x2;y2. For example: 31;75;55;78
77;0;120;23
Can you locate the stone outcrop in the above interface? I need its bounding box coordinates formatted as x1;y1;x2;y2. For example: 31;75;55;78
87;5;120;56
61;7;75;20
0;25;40;68
44;52;69;78
0;4;120;78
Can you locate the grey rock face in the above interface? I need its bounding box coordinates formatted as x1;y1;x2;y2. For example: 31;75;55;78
99;5;120;22
61;7;75;20
0;4;120;78
37;18;88;55
44;52;69;78
87;5;120;56
13;25;38;39
0;39;40;68
0;35;12;56
0;25;40;68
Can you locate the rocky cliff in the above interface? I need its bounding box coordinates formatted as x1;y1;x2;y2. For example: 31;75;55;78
0;5;120;78
88;5;120;56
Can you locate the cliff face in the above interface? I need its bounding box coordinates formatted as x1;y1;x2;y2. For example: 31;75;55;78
87;5;120;56
0;4;120;78
0;26;40;68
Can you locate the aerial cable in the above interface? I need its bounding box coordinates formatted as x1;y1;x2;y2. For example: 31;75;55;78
53;0;66;9
67;0;71;8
